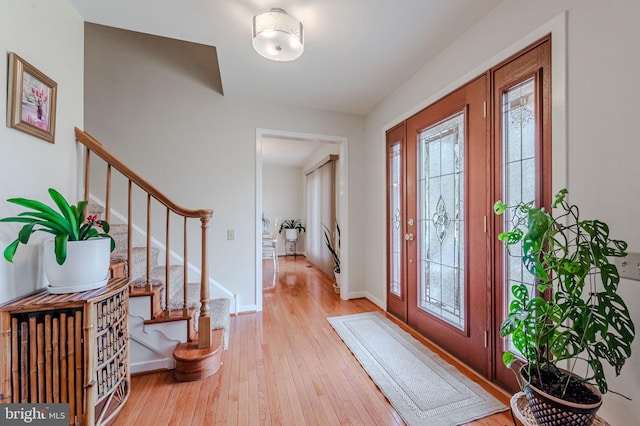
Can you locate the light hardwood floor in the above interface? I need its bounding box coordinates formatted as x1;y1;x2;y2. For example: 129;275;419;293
114;256;516;425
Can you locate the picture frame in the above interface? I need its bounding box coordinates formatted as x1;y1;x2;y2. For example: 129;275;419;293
6;52;57;143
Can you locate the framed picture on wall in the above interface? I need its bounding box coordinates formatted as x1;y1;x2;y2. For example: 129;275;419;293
6;52;57;143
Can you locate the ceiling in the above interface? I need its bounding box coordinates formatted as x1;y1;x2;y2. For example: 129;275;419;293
69;0;502;116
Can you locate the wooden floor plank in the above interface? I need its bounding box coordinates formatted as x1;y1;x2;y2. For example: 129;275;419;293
114;256;514;425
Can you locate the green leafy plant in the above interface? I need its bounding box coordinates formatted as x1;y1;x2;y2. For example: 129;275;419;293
0;188;115;265
495;188;634;401
279;219;305;234
322;222;341;274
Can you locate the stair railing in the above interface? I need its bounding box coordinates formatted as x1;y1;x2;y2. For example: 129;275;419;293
75;127;214;349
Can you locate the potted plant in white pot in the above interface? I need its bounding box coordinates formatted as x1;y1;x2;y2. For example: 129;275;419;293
1;188;116;293
279;219;305;241
322;222;340;293
494;189;634;426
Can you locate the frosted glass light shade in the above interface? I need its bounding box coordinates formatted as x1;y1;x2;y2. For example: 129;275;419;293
252;8;304;62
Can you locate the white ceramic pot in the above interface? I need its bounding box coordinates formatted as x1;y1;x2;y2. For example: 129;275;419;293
333;271;341;294
44;238;111;294
285;228;298;241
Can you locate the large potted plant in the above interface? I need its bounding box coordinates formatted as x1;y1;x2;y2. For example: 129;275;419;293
494;189;634;426
1;188;116;293
322;222;340;293
279;219;305;241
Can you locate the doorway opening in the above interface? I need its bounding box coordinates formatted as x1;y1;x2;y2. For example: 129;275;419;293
255;128;349;311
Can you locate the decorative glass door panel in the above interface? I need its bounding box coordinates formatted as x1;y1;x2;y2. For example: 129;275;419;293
390;143;402;298
386;123;407;321
492;37;551;391
501;78;536;353
417;112;465;330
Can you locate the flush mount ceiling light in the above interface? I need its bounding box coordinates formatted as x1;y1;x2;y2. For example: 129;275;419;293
252;8;304;62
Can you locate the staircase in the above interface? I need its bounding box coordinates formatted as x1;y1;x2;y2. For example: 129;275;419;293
78;127;231;382
106;222;230;377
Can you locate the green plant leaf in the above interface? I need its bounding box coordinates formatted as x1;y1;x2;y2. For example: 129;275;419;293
552;188;568;207
6;196;69;229
502;351;516;368
512;283;529;301
14;213;69;234
75;200;88;226
3;239;20;262
2;198;72;237
17;223;36;244
54;234;69;265
600;263;620;295
48;188;79;240
589;359;607;394
493;200;507;215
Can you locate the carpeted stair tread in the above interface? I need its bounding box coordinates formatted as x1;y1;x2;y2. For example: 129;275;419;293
115;246;160;282
169;282;202;310
131;264;184;287
87;204;104;216
211;298;231;350
109;223;128;246
168;288;230;350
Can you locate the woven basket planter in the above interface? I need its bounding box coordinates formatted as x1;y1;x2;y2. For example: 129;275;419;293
521;367;602;426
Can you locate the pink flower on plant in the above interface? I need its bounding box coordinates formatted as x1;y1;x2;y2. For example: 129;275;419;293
87;214;103;228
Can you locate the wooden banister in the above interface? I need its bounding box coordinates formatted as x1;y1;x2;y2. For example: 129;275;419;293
75;128;213;220
75;127;214;349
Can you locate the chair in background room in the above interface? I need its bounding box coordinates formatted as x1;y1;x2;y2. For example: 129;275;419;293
262;216;280;271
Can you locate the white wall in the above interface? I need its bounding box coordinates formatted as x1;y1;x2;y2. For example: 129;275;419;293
84;25;366;312
364;0;640;423
262;164;304;255
0;0;84;303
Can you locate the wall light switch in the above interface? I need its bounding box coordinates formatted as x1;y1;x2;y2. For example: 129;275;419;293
615;252;640;281
227;229;235;240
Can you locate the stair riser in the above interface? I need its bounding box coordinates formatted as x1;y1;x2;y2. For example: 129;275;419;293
130;296;152;321
129;315;179;374
144;320;189;342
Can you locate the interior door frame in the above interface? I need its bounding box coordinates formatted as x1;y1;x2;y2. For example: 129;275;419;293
255;128;349;312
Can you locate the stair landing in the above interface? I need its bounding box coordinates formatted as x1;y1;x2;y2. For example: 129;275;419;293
173;328;225;381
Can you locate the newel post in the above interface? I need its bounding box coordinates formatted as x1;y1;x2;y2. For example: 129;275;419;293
198;216;212;348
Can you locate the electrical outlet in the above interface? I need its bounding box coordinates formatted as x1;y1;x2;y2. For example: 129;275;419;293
227;229;235;240
615;252;640;281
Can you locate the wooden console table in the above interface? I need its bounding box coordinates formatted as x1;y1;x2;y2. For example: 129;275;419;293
0;278;130;425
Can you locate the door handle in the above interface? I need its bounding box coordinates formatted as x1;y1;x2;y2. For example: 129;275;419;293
405;233;414;241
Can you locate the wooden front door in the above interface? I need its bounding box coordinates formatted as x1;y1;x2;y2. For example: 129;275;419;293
388;75;490;375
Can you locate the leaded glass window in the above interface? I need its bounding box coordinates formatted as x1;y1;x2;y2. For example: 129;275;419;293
417;112;465;330
502;77;536;351
390;143;402;297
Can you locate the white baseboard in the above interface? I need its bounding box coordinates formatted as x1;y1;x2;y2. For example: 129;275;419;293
130;358;175;374
238;304;258;313
345;291;385;310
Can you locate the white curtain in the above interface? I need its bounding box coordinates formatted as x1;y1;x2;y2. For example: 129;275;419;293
306;160;336;276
